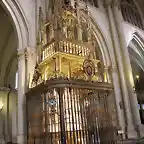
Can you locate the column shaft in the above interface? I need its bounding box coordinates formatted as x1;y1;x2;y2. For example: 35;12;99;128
106;4;136;138
112;2;143;137
17;49;26;144
112;4;141;127
12;106;17;143
104;2;125;135
111;67;125;130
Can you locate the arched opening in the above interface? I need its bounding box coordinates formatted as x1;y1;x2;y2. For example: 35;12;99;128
0;3;18;144
128;33;144;124
0;4;18;88
0;1;29;143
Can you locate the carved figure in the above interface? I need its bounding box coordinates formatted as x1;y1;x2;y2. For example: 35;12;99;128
31;64;42;87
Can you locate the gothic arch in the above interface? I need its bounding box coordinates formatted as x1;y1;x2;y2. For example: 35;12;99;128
0;0;29;50
128;32;144;71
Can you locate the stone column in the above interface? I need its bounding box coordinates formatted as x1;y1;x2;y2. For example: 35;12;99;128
105;1;137;138
103;1;125;137
111;66;125;131
26;47;36;88
17;49;27;144
12;105;17;143
112;0;143;137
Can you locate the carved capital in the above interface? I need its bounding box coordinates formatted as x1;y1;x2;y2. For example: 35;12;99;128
17;48;26;60
17;47;36;61
26;47;36;56
17;47;35;61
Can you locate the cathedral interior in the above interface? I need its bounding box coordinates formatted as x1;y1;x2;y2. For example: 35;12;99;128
0;0;144;144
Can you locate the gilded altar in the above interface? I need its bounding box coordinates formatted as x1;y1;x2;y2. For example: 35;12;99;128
26;2;118;144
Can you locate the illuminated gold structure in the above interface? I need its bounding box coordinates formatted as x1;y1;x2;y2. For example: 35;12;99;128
26;1;118;144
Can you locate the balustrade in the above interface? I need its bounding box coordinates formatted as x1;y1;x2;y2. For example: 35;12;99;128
41;41;90;61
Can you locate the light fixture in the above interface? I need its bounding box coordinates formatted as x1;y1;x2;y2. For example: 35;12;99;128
0;102;3;112
136;75;139;80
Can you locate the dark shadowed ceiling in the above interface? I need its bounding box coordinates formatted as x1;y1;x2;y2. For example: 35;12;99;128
137;0;144;18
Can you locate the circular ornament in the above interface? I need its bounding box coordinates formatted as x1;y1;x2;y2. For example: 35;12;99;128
46;98;57;106
83;59;95;77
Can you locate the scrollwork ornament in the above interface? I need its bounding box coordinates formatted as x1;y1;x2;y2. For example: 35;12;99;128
48;70;68;80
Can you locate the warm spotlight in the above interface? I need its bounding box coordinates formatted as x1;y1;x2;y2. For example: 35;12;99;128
136;75;139;79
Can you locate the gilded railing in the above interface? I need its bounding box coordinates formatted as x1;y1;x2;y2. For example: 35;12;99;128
42;40;91;61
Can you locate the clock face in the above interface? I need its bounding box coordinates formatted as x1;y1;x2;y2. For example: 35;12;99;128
47;99;57;106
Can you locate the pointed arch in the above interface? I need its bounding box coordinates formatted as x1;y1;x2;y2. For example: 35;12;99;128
128;32;144;71
0;0;29;49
